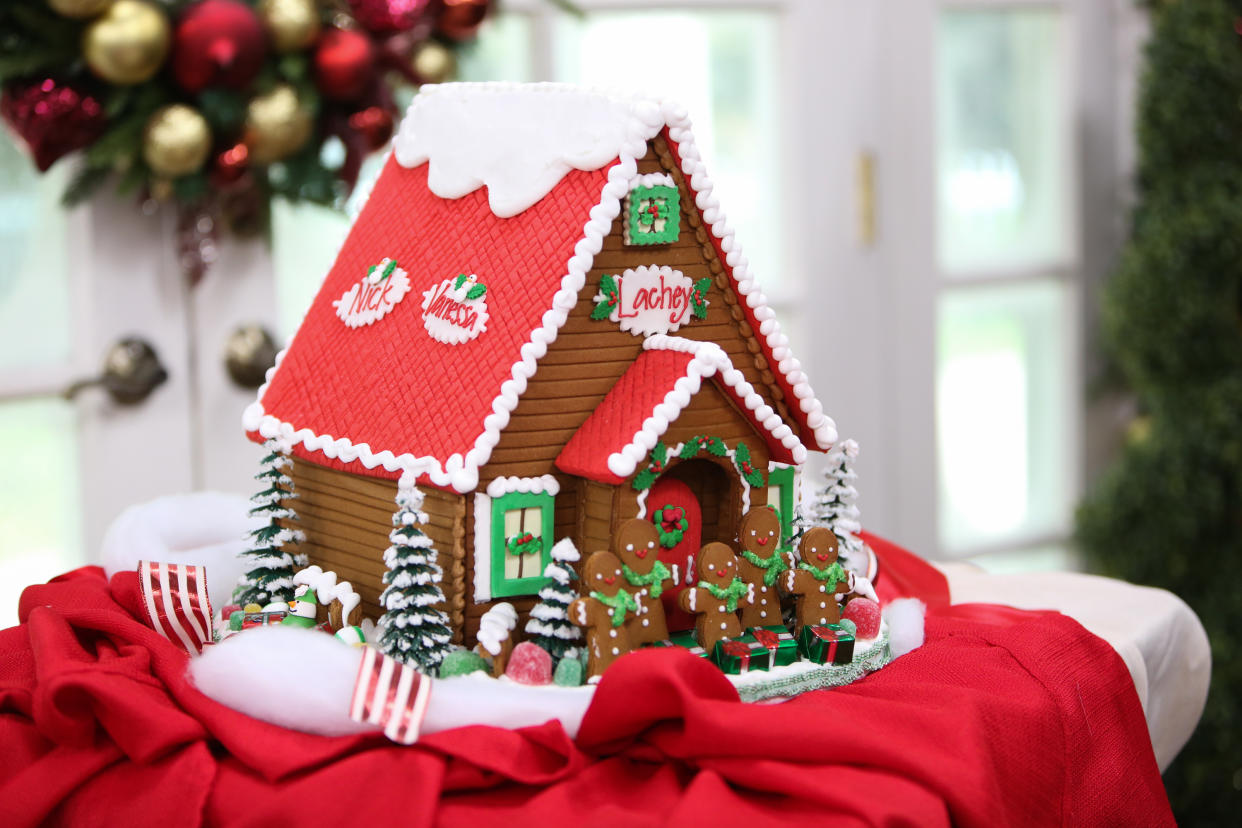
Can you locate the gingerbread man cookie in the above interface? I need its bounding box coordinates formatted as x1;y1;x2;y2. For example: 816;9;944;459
735;506;792;629
614;518;678;645
677;542;754;653
783;527;851;634
568;550;644;679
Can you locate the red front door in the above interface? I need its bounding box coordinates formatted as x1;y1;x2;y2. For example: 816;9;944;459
647;476;700;631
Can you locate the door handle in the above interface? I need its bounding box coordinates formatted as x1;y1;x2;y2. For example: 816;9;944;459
62;337;168;405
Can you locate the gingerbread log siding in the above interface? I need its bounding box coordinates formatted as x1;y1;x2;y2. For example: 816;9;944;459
288;459;467;641
481;137;797;483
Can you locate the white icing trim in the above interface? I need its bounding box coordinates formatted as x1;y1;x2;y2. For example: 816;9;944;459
472;494;492;602
635;438;753;519
629;171;675;189
605;335;807;480
243;84;836;494
485;475;560;498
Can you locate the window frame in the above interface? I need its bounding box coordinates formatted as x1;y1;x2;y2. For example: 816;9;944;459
488;490;555;599
766;463;796;549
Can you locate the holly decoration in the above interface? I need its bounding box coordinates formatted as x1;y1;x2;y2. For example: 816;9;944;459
505;532;542;557
0;0;481;283
452;272;487;299
733;441;765;487
632;440;670;491
653;504;689;548
678;434;729;460
591;273;620;320
690;277;711;320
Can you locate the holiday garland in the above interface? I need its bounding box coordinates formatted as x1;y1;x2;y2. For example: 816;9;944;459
590;589;638;626
0;0;489;282
701;577;748;612
505;532;542;557
621;560;672;599
632;436;767;492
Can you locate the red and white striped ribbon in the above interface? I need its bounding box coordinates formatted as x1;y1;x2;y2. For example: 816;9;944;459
349;646;433;745
137;561;214;654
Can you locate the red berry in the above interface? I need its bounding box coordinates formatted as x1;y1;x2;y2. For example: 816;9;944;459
843;597;882;639
505;642;553;685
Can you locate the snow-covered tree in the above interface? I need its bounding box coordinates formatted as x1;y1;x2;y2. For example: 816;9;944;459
375;482;453;673
524;538;582;660
233;440;303;607
811;439;866;564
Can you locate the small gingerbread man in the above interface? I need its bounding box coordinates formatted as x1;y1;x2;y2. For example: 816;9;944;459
734;506;792;629
614;518;678;646
569;550;644;679
677;542;754;653
783;527;851;635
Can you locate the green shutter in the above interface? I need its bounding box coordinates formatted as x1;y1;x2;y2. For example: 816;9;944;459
490;490;555;598
768;465;796;549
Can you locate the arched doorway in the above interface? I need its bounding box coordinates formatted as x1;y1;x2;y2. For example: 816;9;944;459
648;458;733;631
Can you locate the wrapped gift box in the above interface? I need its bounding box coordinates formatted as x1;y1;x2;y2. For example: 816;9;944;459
713;638;773;675
743;625;800;667
797;624;855;665
649;630;712;660
228;610;288;631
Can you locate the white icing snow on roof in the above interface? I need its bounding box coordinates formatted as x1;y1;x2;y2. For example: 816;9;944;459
394;83;656;218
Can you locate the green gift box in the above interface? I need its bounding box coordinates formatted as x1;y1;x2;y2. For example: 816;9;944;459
797;623;855;665
649;629;712;660
712;638;773;675
743;625;800;667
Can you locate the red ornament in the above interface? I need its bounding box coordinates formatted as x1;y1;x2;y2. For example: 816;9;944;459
0;78;107;172
348;0;432;33
348;106;394;150
212;142;249;184
314;28;377;102
172;0;267;93
436;0;492;41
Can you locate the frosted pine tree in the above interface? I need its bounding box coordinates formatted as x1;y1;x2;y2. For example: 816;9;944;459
812;439;866;565
233;440;303;607
524;538;582;660
375;482;453;673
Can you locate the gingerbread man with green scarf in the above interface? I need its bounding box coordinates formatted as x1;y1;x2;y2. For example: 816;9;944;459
735;506;793;628
678;542;755;652
614;519;678;645
783;527;851;635
569;550;646;679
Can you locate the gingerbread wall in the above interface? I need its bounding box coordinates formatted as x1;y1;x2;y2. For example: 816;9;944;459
287;459;466;643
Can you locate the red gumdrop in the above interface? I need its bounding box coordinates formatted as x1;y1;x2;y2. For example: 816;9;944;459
504;642;553;686
843;597;882;639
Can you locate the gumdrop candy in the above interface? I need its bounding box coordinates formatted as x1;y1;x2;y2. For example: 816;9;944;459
505;642;553;685
553;655;584;687
842;597;881;639
837;618;858;636
439;649;489;678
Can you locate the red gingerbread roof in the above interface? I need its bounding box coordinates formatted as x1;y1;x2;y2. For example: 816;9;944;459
244;84;835;493
556;337;804;485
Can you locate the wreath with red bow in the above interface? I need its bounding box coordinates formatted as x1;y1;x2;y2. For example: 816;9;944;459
653;504;689;548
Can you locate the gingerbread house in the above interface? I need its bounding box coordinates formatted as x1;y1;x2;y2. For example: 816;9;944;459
243;83;837;646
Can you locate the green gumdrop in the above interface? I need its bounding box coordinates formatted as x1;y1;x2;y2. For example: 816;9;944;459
439;649;489;678
554;656;585;687
837;618;857;636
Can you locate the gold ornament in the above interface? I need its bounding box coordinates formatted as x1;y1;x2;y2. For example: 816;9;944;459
412;40;457;85
243;84;312;164
258;0;321;54
48;0;113;20
82;0;170;85
143;104;211;178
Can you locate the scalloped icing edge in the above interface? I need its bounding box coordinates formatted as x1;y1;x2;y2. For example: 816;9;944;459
243;83;837;494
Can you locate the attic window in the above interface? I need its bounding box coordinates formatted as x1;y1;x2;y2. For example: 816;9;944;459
625;174;680;246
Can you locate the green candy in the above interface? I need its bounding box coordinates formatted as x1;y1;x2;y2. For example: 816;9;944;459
553;655;585;687
438;649;489;678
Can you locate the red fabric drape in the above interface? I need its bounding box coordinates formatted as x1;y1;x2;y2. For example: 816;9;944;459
0;539;1171;827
